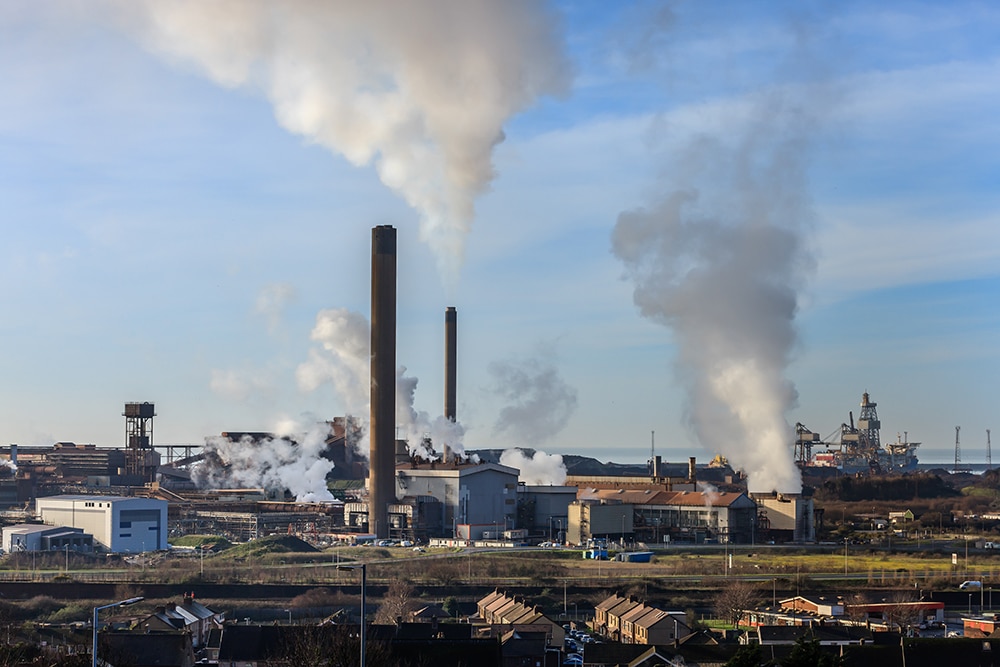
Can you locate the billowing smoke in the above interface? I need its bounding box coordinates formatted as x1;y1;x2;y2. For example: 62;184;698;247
297;309;465;460
296;308;371;414
612;92;817;493
193;420;335;502
396;366;467;461
102;0;569;281
489;353;578;444
500;448;567;486
697;482;721;510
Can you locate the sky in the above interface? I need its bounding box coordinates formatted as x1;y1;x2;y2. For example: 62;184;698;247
1;1;998;482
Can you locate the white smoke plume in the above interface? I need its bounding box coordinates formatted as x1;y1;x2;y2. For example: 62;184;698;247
101;0;570;282
612;91;818;493
697;482;721;510
500;448;567;486
297;309;465;460
490;353;578;444
396;366;467;461
193;419;336;502
296;308;371;414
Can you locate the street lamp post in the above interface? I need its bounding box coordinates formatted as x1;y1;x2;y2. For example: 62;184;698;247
338;563;367;667
93;596;143;667
844;538;849;577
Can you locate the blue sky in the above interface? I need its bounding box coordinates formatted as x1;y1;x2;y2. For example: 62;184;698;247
0;1;997;470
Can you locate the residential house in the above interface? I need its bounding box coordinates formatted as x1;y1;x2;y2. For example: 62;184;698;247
592;593;689;645
138;593;224;649
476;590;565;645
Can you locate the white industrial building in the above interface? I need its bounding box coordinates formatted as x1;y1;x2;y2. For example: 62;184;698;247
2;524;93;553
34;495;167;553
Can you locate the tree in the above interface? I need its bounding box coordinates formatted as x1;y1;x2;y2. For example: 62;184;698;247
373;578;415;625
442;596;459;618
725;643;764;667
881;591;918;631
264;625;394;667
714;580;760;629
781;635;844;667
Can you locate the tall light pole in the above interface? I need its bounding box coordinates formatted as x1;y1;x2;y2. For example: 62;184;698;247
338;564;367;667
844;538;849;577
93;596;143;667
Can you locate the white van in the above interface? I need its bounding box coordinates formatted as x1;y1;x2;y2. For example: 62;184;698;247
959;580;983;590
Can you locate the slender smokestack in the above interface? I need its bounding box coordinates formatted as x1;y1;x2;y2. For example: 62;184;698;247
688;456;697;484
370;225;397;538
443;306;457;462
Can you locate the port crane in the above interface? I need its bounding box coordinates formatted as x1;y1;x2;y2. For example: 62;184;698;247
794;392;919;474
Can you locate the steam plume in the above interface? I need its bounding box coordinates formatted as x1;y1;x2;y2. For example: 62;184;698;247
296;308;371;414
489;353;578;444
612;92;817;493
193;420;335;502
103;0;570;281
397;366;467;461
298;309;465;460
500;448;567;486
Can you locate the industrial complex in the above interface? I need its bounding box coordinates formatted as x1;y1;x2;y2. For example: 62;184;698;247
0;226;822;553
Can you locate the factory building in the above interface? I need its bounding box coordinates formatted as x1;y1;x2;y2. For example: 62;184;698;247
35;495;167;553
2;523;93;552
567;489;758;545
751;492;817;542
516;485;577;543
394;461;519;539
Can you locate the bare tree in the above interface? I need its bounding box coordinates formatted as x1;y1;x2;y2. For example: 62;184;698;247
374;578;415;625
713;580;760;629
882;591;919;632
263;625;394;667
843;593;870;626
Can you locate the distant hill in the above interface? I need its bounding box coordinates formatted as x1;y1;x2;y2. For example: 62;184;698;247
469;448;656;477
468;448;735;484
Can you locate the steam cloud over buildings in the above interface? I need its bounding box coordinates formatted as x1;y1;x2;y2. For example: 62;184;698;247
104;0;570;282
396;366;467;461
297;308;372;415
499;448;567;486
194;421;336;502
489;354;579;445
612;90;820;493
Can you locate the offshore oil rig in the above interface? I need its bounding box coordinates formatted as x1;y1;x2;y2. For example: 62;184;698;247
793;391;920;475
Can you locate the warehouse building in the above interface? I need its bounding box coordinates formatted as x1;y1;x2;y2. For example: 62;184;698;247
2;523;93;552
568;489;758;545
34;495;167;553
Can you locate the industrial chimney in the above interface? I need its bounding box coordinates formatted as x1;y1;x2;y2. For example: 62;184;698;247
369;225;397;538
443;306;457;463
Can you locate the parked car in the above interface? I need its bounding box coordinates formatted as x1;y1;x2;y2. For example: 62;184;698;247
960;580;983;589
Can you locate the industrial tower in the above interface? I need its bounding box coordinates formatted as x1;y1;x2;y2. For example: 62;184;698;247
124;402;155;481
857;392;882;471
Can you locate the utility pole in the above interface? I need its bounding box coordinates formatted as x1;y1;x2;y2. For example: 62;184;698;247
988;429;993;471
955;426;964;473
